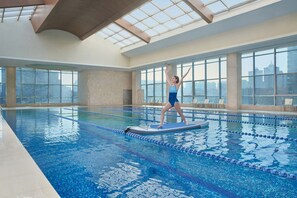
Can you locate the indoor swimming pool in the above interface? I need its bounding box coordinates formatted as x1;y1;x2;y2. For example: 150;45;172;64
2;106;297;197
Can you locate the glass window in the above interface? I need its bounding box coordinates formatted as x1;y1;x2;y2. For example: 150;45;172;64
176;64;182;78
255;96;274;106
276;96;297;106
147;84;154;97
73;72;78;85
16;68;77;104
163;83;166;103
49;71;61;85
183;97;192;104
255;75;274;95
22;84;35;98
155;83;162;97
141;70;146;85
242;77;253;96
147;69;154;84
182;63;192;81
221;60;227;79
0;67;6;104
276;50;297;74
62;86;72;103
221;79;227;101
62;71;72;85
242;57;253;76
16;69;21;84
207;79;219;96
141;85;146;103
194;61;205;80
242;54;254;105
0;69;5;83
49;85;60;98
183;81;192;96
36;70;48;84
255;49;274;56
194;81;205;96
277;74;297;94
255;54;274;75
242;46;297;106
73;86;78;98
242;96;253;105
16;85;21;98
155;68;162;83
22;69;35;84
207;61;219;79
35;85;48;97
140;57;227;105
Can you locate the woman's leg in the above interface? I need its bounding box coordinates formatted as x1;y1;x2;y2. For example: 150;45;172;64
174;102;187;124
159;103;172;128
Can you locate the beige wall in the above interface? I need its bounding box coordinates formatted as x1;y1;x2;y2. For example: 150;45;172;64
131;71;143;105
129;12;297;67
0;21;129;68
79;69;132;106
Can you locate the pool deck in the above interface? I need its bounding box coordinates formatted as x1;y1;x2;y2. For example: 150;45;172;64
0;113;59;197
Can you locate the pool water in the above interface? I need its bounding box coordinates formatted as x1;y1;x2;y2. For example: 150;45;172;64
2;106;297;197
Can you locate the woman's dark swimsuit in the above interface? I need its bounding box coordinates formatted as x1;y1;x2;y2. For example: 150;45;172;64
169;85;179;106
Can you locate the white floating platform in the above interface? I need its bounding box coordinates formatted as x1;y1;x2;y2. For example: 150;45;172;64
125;121;209;134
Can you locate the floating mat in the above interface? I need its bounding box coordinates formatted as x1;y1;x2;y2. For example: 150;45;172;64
125;121;209;134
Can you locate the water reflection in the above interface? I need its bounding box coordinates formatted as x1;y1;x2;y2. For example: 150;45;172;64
4;109;80;144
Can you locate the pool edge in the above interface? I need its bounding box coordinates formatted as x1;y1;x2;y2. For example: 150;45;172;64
0;113;60;198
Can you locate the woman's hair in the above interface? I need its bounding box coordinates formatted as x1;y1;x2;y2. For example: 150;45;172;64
174;75;179;83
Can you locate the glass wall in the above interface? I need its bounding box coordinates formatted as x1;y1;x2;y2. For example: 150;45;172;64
0;67;6;104
16;68;78;104
140;66;166;103
241;44;297;106
140;56;227;104
193;57;226;104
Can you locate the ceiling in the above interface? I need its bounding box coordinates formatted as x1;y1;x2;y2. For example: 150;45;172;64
1;0;297;70
1;0;279;47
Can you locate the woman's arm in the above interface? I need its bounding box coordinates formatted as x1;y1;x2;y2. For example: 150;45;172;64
165;66;172;86
177;67;191;87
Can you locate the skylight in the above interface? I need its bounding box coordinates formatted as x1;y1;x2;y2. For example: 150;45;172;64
0;6;36;22
97;0;201;48
96;0;258;48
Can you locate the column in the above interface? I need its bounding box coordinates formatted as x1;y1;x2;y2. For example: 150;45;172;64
132;70;143;105
78;70;89;105
226;53;242;110
6;67;16;107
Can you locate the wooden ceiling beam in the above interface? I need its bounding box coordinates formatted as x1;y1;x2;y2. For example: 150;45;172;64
80;0;150;40
183;0;213;23
31;0;150;40
0;0;44;8
115;18;151;43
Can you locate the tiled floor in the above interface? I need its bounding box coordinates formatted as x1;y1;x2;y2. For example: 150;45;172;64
0;113;59;198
